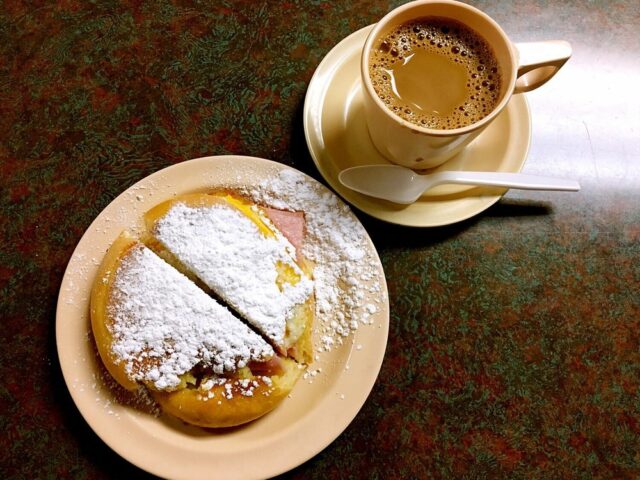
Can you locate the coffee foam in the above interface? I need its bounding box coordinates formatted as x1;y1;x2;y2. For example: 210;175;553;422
369;17;502;130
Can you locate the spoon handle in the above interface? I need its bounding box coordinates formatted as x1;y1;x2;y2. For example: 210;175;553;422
431;171;581;191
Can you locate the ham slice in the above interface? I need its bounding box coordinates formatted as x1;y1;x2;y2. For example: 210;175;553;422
263;208;305;261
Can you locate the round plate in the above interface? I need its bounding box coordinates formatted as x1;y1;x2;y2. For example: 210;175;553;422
304;25;532;227
56;156;389;480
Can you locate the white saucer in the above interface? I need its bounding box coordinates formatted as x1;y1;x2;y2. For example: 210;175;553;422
303;25;532;227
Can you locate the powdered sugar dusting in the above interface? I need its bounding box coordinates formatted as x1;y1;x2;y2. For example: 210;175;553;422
153;203;314;347
241;169;384;350
194;376;275;401
110;245;274;390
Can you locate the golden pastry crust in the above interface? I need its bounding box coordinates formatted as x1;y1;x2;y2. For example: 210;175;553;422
90;232;140;391
151;358;303;428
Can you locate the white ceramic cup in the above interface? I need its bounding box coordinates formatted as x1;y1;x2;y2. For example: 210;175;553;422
361;0;571;169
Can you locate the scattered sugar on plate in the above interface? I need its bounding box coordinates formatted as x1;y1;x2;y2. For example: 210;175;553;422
240;169;383;353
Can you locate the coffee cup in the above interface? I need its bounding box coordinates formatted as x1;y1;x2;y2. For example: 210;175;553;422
361;0;571;169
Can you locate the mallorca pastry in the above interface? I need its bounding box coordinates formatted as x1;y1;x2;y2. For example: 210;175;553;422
91;232;306;428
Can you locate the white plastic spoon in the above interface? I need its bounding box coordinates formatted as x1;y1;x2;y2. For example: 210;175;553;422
338;165;580;205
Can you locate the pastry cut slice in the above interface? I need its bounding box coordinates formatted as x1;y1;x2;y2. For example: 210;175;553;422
144;193;314;363
91;232;304;427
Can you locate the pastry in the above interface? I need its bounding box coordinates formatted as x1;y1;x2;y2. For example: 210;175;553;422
91;232;305;427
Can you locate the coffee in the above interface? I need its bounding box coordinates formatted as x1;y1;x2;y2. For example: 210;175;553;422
369;17;502;130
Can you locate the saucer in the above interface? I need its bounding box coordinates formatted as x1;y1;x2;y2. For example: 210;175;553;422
303;25;532;227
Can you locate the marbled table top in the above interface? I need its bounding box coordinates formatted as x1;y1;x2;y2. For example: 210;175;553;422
1;1;638;478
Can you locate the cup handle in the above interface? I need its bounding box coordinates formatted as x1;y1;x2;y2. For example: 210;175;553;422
513;41;572;94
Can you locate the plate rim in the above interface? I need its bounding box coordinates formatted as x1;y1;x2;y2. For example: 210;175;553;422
303;25;532;228
55;155;389;480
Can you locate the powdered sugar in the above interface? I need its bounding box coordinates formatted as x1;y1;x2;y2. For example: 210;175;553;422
152;202;313;347
241;169;384;350
109;244;274;390
195;376;271;401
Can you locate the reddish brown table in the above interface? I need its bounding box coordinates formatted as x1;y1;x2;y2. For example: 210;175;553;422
1;1;638;478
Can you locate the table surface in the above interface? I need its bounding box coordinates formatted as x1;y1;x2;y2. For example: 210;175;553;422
1;1;639;478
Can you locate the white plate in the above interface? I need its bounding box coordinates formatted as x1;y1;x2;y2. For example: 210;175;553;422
56;156;389;480
304;25;532;227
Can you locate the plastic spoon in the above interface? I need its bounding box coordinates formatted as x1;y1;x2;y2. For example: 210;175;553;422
338;165;580;205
